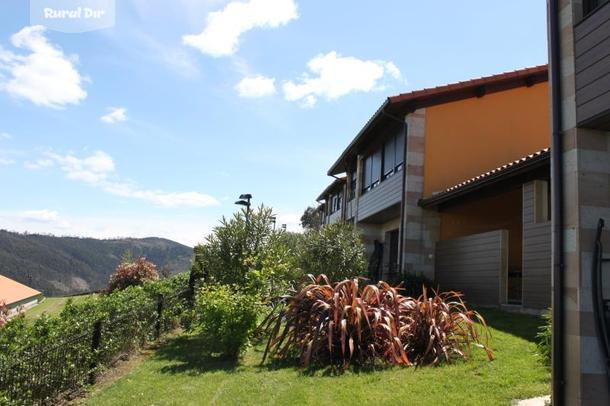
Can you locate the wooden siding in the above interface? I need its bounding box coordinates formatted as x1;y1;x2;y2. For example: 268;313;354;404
522;181;552;309
575;1;610;129
327;209;342;225
357;172;402;221
435;230;508;306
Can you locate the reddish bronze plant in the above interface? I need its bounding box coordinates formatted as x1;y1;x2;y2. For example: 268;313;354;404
107;257;159;293
261;274;492;368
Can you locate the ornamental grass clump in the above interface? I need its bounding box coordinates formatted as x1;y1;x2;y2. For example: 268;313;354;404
261;274;492;368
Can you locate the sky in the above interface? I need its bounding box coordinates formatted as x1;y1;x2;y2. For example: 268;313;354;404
0;0;549;247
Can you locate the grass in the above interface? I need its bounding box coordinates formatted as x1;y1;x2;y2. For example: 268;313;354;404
84;309;549;405
24;295;92;321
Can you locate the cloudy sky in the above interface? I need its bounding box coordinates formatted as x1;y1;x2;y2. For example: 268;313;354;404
0;0;548;246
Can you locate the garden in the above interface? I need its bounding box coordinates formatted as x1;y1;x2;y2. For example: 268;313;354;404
0;206;551;405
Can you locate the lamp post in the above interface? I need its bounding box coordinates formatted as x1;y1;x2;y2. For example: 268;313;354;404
235;193;252;227
270;215;277;230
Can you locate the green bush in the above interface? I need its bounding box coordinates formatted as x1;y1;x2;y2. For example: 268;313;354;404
192;205;277;287
194;285;259;358
536;308;552;365
0;273;190;405
296;222;367;281
191;206;304;299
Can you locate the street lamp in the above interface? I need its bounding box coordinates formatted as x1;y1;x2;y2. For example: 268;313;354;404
235;193;252;225
270;215;277;230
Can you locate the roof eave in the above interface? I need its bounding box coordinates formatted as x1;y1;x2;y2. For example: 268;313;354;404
419;151;550;208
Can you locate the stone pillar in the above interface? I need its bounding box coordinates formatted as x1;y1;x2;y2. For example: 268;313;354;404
401;108;440;279
554;0;610;403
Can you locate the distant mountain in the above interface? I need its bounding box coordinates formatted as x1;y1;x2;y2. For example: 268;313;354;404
0;230;193;297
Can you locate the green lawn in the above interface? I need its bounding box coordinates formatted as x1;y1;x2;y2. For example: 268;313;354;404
25;295;92;321
85;309;549;406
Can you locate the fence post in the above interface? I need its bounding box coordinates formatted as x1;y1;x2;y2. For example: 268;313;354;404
89;320;102;385
155;294;164;340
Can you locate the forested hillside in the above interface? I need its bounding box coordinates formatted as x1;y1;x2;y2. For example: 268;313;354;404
0;230;193;296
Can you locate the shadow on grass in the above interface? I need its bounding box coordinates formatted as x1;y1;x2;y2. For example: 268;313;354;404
476;308;545;343
153;335;238;375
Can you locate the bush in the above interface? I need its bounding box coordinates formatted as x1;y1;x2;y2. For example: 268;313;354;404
0;274;189;405
536;308;551;365
107;257;159;293
191;206;277;287
194;285;259;358
261;274;492;368
296;223;367;282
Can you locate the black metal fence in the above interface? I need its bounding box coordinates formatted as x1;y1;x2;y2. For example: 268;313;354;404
0;289;189;405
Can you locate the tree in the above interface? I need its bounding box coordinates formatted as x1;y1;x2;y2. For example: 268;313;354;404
191;205;277;287
297;222;367;281
300;206;322;229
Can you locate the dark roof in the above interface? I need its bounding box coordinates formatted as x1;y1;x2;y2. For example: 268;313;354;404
327;65;549;175
316;177;346;202
419;148;550;208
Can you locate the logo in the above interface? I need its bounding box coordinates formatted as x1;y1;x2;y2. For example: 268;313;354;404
30;0;116;33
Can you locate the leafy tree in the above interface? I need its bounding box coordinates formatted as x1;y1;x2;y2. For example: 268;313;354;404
120;249;134;264
191;205;277;288
0;301;8;328
297;222;367;281
107;257;159;293
300;206;322;230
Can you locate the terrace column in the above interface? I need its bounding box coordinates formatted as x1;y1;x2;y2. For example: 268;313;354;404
401;108;440;280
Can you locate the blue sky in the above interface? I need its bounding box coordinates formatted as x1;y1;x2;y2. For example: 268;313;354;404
0;0;548;246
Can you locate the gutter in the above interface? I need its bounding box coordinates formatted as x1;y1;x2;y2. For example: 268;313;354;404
549;0;565;404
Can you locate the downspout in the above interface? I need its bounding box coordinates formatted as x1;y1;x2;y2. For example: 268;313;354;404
381;107;408;275
549;0;565;404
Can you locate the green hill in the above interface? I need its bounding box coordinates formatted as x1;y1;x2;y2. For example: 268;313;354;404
0;230;193;296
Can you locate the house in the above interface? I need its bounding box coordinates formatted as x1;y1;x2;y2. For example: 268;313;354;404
316;65;551;310
0;274;43;312
547;0;610;404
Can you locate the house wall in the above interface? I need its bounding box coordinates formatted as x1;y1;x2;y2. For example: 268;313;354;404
435;229;508;306
522;181;552;309
422;83;550;197
439;187;523;271
554;0;610;403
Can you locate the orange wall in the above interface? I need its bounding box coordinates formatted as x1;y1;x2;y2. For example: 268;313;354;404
422;82;549;197
439;187;523;270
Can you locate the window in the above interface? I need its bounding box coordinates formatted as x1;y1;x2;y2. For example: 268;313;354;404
371;150;381;187
382;131;405;179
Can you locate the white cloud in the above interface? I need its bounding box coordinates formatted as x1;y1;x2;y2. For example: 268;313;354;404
183;0;298;57
283;51;402;107
19;209;60;223
0;158;15;166
0;25;87;108
235;75;276;98
24;158;53;170
0;210;211;247
36;150;219;208
100;107;128;124
0;132;12;140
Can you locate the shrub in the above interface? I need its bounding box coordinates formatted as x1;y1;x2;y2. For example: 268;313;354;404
536;308;551;365
0;274;189;405
297;223;366;282
194;285;259;358
261;274;492;368
191;205;277;287
107;257;159;293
